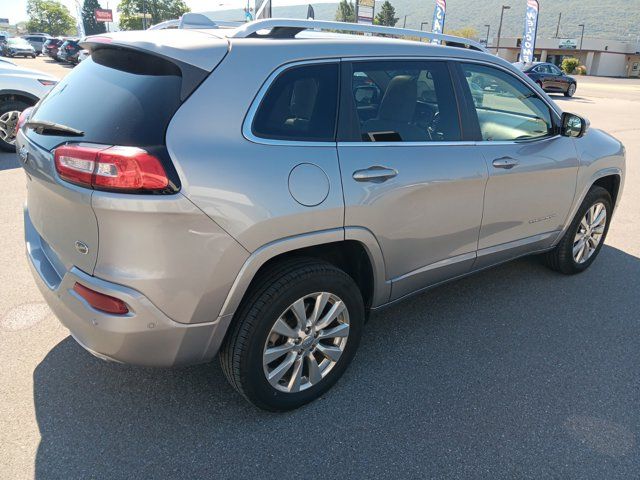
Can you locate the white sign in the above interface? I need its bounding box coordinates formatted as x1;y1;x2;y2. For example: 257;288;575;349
558;38;578;49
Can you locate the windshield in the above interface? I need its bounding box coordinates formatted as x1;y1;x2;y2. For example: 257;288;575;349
9;38;30;46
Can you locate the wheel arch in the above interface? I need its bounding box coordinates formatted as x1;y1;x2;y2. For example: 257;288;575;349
555;167;624;244
218;227;390;318
0;90;39;105
593;173;621;207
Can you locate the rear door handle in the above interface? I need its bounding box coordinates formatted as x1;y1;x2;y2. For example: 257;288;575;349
352;166;398;183
492;157;519;169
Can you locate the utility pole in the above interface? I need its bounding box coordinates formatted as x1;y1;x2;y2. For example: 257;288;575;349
142;0;147;29
403;15;407;28
484;24;490;46
578;23;585;50
555;12;561;38
495;5;510;55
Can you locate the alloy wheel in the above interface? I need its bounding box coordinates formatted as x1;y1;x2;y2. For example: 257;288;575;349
0;110;20;145
263;292;350;393
573;202;607;264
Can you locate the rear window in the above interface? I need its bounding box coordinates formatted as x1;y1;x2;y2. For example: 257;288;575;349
252;63;339;142
28;48;182;151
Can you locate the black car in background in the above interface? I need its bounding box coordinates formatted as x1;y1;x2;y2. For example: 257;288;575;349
58;39;81;64
42;38;63;60
514;61;577;97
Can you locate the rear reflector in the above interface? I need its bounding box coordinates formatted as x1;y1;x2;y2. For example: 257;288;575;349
54;144;169;192
73;283;129;315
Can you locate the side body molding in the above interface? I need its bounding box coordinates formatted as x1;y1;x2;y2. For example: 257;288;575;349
218;227;390;317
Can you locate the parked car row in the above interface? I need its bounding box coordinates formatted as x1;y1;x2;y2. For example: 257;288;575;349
42;38;83;64
0;33;85;65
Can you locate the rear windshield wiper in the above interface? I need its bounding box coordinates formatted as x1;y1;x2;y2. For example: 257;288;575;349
24;120;84;137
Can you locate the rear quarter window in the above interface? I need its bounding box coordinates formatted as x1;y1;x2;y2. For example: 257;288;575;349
251;63;339;142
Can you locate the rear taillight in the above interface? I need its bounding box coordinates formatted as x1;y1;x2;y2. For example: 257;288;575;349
54;144;169;193
15;107;34;135
73;283;129;314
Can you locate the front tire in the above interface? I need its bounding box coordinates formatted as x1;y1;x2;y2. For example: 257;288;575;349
0;99;30;152
220;259;364;411
565;83;576;97
544;186;612;274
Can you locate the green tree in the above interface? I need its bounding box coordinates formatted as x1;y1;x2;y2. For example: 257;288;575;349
118;0;190;30
334;0;355;23
446;27;478;39
81;0;107;35
561;57;580;74
374;1;398;27
25;0;76;36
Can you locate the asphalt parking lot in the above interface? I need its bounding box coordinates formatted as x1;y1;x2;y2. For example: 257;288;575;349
1;56;640;479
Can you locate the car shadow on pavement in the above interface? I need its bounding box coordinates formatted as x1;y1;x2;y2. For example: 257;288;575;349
32;245;640;479
0;151;20;171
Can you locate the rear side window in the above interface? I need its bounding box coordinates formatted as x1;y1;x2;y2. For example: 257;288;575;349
252;63;339;142
345;60;461;142
28;48;183;151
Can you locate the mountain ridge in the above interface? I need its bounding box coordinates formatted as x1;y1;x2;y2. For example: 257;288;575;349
207;0;640;42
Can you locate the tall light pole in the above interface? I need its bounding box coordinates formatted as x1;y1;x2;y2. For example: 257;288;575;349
484;24;491;46
555;12;562;38
402;15;407;28
495;5;510;55
420;21;429;31
578;23;585;50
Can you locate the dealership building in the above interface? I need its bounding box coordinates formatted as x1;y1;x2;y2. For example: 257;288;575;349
493;37;640;77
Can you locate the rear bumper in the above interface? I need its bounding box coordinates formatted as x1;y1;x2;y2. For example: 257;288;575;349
25;207;231;367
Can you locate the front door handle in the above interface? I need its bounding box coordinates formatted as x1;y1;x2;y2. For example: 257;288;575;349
353;166;398;183
492;157;519;169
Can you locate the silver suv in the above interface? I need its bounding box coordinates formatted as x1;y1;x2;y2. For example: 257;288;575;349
17;20;625;411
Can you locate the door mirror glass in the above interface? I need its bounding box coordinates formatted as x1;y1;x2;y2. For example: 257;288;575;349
561;112;588;137
353;85;379;106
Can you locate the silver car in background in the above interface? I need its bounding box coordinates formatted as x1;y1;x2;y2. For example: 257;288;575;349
16;20;625;411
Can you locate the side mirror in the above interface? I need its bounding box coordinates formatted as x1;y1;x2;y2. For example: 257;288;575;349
353;85;379;106
561;112;589;138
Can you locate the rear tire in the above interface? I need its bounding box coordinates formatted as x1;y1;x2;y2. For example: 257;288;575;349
220;258;364;411
544;186;612;274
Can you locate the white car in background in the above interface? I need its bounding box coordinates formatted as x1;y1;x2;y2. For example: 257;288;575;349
0;58;57;151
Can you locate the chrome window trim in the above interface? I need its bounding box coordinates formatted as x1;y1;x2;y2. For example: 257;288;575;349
242;58;341;147
242;55;562;147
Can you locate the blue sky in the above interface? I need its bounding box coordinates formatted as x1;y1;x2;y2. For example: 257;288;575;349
4;0;338;24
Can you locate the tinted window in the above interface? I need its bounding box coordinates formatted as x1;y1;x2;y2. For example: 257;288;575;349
346;60;460;142
28;48;183;151
549;64;563;75
252;63;338;142
534;65;550;74
462;63;553;141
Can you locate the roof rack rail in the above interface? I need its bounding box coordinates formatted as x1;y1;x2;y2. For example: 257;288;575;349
231;19;487;52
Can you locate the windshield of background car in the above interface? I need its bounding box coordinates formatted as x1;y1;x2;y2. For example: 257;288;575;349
8;39;31;47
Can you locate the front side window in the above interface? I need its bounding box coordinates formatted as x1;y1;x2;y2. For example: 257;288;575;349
462;63;553;142
347;60;461;142
252;63;338;142
549;64;563;75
